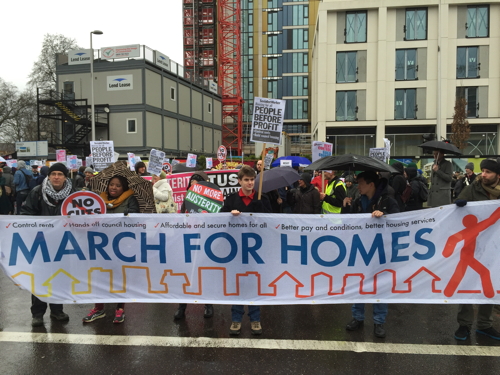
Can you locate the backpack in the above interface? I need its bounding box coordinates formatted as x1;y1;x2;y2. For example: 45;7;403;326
401;182;412;203
20;170;37;190
417;180;429;202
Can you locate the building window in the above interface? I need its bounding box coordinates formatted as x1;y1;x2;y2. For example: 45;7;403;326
127;119;137;133
395;49;417;81
285;99;308;119
249;58;253;71
456;87;479;118
208;102;212;113
336;91;357;121
249;81;253;94
345;11;367;43
336;51;357;83
405;8;427;40
170;87;176;101
249;36;253;48
467;6;489;38
395;89;417;119
249;13;253;25
457;47;479;78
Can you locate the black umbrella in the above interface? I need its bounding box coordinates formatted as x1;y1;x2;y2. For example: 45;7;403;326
418;140;462;155
255;167;301;193
304;154;398;173
89;161;156;213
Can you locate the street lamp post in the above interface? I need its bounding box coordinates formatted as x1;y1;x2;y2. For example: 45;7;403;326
90;30;103;142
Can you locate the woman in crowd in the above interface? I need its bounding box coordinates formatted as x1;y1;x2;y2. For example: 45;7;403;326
152;171;176;213
82;175;140;324
175;171;214;319
135;162;150;177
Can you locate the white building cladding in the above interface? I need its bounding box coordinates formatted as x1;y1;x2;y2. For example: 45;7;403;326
312;0;500;157
56;46;222;158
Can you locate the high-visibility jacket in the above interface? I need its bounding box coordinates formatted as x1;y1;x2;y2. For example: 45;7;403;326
322;179;346;214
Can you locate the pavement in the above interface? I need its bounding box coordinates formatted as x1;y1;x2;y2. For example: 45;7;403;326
1;271;500;375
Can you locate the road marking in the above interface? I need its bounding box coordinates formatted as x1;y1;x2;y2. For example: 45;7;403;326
0;332;499;356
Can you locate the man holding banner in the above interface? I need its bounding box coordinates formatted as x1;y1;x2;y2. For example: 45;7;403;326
221;165;271;336
21;163;75;327
452;158;500;341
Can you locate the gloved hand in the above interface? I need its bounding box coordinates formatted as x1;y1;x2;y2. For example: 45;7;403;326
455;199;467;207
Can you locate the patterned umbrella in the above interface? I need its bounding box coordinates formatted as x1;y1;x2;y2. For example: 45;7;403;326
89;161;156;213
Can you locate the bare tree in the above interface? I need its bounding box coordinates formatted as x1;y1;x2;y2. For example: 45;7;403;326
450;96;471;151
0;78;20;129
27;34;80;91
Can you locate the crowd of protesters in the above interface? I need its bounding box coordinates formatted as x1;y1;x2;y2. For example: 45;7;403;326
1;156;500;341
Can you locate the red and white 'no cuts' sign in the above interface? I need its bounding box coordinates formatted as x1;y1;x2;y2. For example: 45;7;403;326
61;191;107;215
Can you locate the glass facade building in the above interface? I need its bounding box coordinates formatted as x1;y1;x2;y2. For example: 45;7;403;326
242;0;319;155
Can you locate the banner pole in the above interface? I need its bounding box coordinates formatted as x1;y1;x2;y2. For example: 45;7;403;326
258;143;266;200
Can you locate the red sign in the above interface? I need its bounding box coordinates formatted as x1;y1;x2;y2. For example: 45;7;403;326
162;162;172;173
61;191;107;215
217;145;227;162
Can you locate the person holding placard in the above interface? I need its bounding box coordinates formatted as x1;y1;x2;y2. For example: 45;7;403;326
83;175;140;324
174;171;214;320
21;163;75;327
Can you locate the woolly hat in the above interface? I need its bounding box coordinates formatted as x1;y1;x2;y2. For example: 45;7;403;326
465;162;474;171
84;167;94;174
17;160;26;169
480;159;500;174
407;162;418;169
48;163;69;177
299;172;312;184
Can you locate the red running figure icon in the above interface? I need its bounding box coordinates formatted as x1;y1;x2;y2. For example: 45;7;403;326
442;207;500;298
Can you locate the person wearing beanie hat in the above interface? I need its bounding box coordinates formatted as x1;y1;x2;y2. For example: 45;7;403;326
451;158;500;341
49;163;69;177
83;167;95;189
455;162;478;198
13;160;34;214
288;172;321;214
343;174;360;210
20;161;75;327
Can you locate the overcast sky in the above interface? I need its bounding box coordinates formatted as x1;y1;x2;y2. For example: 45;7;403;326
1;0;183;91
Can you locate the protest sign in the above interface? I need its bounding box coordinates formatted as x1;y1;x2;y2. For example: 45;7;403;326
384;138;391;161
147;149;166;176
67;155;78;170
186;153;197;168
264;154;273;170
369;148;388;163
86;157;93;168
206;157;213;170
312;141;333;162
6;159;17;168
3;202;500;305
163;162;172;173
217;145;227;162
90;141;115;171
167;170;240;212
61;191;107;215
56;150;66;162
77;159;83;169
184;181;224;213
250;97;286;145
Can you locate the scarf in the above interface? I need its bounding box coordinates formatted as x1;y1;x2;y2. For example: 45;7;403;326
100;189;135;209
42;177;73;207
482;182;500;200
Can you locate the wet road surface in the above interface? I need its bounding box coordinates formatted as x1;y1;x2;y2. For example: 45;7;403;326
1;271;499;374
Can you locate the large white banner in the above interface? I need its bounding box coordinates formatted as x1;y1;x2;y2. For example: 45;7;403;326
1;201;499;305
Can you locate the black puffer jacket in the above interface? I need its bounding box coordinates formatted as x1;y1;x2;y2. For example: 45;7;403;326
221;191;271;213
21;184;76;216
390;162;407;212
